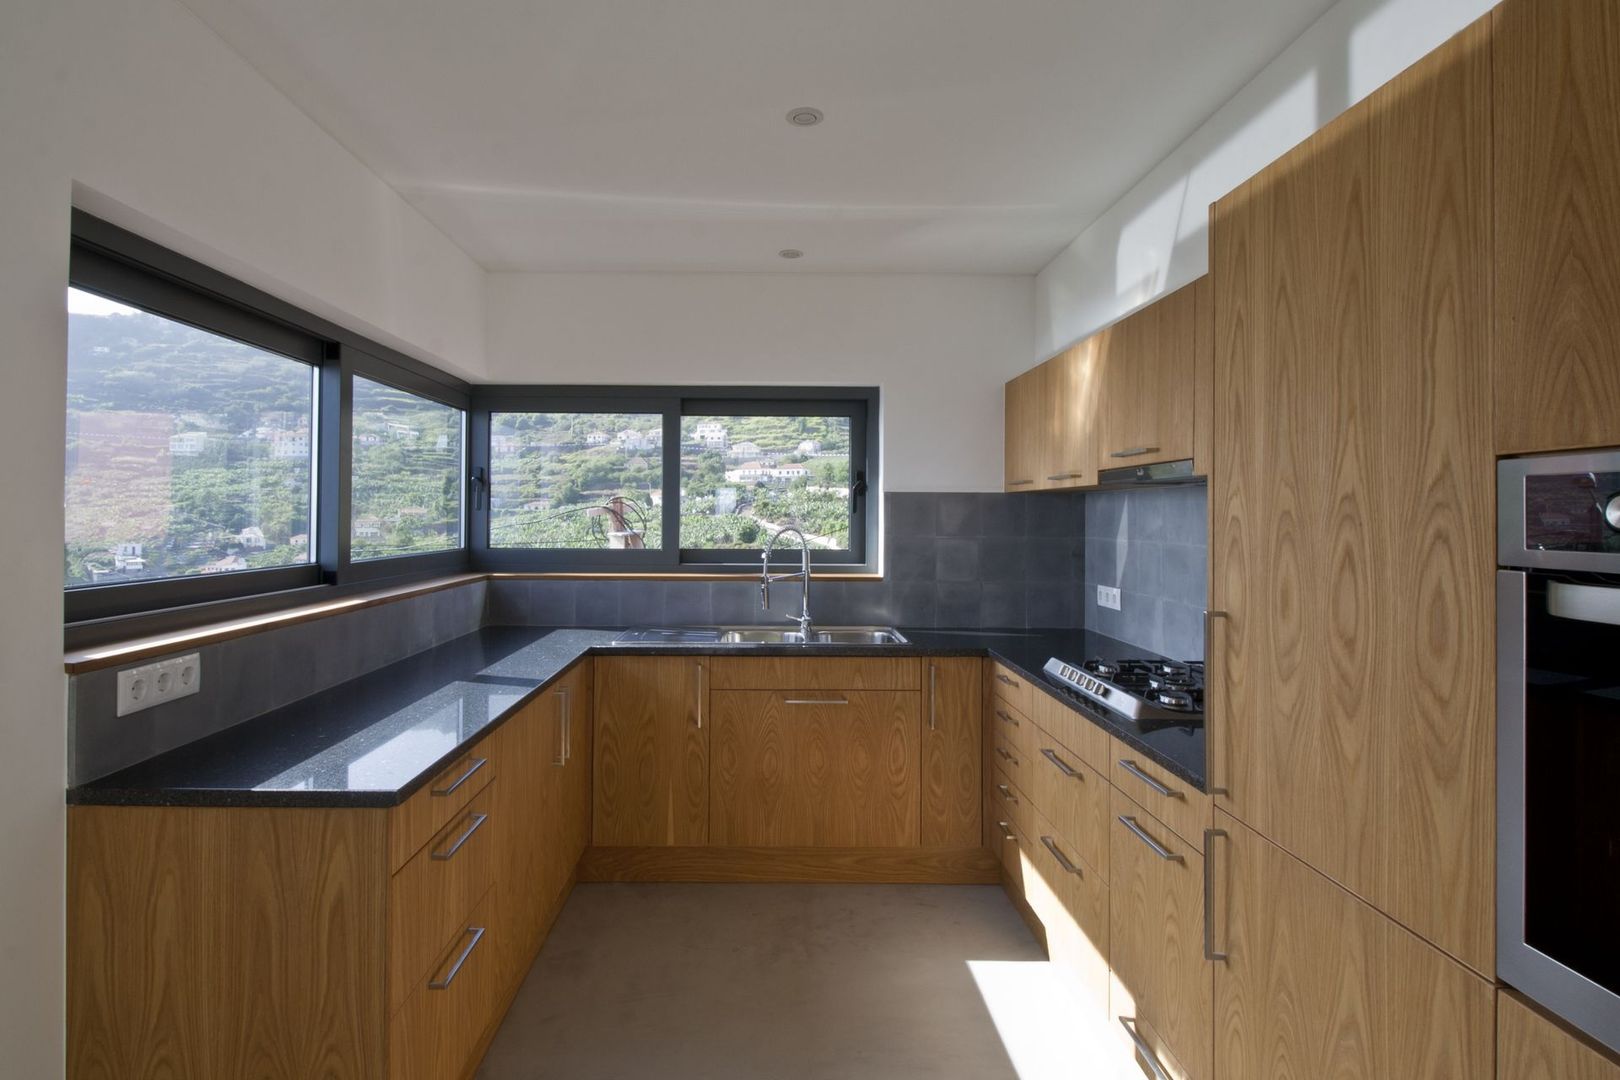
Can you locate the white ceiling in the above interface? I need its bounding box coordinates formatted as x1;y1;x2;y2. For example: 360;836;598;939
178;0;1337;274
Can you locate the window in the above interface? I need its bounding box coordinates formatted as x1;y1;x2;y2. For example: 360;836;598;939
472;388;876;572
488;411;663;550
350;376;465;560
65;286;316;588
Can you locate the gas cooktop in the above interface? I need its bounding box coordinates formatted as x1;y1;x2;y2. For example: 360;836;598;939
1042;656;1205;725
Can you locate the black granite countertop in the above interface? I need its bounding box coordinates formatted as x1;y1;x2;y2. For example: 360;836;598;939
68;625;1205;808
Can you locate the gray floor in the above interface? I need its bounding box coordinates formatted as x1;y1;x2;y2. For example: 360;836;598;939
476;883;1079;1080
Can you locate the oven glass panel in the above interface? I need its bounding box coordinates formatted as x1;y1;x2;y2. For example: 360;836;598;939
1524;471;1620;554
1522;573;1620;994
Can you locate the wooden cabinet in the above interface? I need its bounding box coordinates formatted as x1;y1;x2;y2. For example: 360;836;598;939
1499;991;1620;1080
1027;723;1109;881
1493;0;1620;454
922;658;982;847
1004;364;1044;490
1210;17;1495;973
1211;812;1494;1079
593;655;708;846
388;890;506;1080
1024;801;1110;1018
1109;790;1211;1080
710;690;921;846
1096;280;1198;470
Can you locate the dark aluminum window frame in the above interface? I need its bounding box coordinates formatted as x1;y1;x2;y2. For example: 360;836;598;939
468;385;878;574
66;211;472;628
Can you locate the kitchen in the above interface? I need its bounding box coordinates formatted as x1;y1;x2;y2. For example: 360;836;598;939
6;0;1620;1077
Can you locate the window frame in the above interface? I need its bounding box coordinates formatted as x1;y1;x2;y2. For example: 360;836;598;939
468;385;878;574
65;211;473;628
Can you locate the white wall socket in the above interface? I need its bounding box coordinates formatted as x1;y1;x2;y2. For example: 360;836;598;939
1097;585;1122;611
116;652;202;717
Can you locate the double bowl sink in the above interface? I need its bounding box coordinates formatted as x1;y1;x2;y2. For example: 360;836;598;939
612;626;909;647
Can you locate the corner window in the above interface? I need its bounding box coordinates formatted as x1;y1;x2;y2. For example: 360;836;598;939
65;286;316;589
350;376;465;560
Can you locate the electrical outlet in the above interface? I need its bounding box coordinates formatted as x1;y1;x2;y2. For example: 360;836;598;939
117;652;202;717
1097;585;1122;611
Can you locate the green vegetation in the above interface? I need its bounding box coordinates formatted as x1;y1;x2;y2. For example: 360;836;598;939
349;377;463;561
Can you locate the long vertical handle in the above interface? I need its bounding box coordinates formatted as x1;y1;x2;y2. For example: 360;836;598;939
1203;827;1228;961
928;664;938;731
694;662;705;729
552;687;567;767
560;686;571;764
1205;609;1230;796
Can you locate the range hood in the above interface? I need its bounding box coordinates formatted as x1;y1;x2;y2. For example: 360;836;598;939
1094;458;1203;489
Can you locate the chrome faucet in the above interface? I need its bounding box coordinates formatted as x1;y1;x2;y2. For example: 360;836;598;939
760;527;814;640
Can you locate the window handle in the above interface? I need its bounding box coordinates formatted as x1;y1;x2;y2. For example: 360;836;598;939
469;466;487;511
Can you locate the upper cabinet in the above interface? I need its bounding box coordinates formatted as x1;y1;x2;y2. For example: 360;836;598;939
1494;0;1620;455
1210;17;1495;974
1002;277;1206;493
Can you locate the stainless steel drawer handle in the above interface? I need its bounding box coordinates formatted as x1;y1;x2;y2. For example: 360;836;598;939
996;782;1017;803
1118;758;1182;799
1040;835;1083;877
994;746;1020;766
1118;1017;1172;1080
1109;446;1161;459
1119;815;1184;863
1041;747;1082;779
1007;479;1036;487
1204;827;1229;961
995;673;1019;687
997;820;1018;843
1046;471;1084;481
995;708;1020;727
431;812;489;862
431;757;487;798
428;925;486;990
784;697;849;706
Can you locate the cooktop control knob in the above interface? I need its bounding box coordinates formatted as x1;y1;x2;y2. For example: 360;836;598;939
1607;493;1620;531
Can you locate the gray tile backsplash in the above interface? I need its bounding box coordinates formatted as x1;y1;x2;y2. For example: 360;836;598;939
482;491;1086;632
1080;485;1208;659
68;580;487;784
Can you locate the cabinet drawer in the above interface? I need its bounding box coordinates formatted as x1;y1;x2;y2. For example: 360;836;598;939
1109;788;1212;1080
390;748;496;873
993;807;1028;901
1109;740;1209;850
388;785;499;1016
991;730;1030;795
708;657;921;690
388;889;504;1080
989;764;1033;841
1029;689;1109;773
1024;804;1109;1018
988;697;1031;759
1027;726;1109;882
988;662;1034;716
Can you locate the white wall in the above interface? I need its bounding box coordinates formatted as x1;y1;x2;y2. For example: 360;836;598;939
0;0;487;1070
485;273;1034;492
1033;0;1498;360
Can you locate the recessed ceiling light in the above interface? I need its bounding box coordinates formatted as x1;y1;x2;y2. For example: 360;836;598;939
778;249;804;259
786;107;824;127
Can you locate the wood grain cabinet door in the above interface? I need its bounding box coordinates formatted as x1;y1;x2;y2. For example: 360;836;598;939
593;656;709;846
922;658;983;847
1097;282;1197;469
1493;0;1620;454
1498;991;1620;1080
710;690;922;846
1209;17;1494;974
1210;813;1494;1080
553;659;594;883
1004;367;1043;491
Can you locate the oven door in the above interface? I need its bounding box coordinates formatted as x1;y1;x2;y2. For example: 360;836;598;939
1499;569;1620;1055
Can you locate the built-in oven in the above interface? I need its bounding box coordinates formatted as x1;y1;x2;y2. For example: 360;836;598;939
1498;448;1620;1056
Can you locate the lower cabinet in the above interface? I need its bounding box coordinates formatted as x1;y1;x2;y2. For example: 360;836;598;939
1499;990;1620;1080
1211;811;1494;1079
67;659;596;1080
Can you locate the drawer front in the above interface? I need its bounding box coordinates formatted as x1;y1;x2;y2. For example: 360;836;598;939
708;657;921;690
992;807;1028;900
1024;804;1109;1018
388;785;499;1016
1109;788;1212;1080
390;748;497;873
988;662;1034;716
1027;726;1110;882
1109;740;1210;850
1029;689;1110;773
388;889;504;1080
991;730;1030;796
988;697;1031;759
990;764;1033;841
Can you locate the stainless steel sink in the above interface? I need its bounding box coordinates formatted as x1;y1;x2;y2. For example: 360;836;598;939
613;626;908;646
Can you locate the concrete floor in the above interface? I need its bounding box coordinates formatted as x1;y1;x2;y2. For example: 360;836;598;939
476;883;1090;1080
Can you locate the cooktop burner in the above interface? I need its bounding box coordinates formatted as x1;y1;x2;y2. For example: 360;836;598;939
1044;656;1206;724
